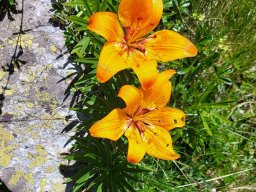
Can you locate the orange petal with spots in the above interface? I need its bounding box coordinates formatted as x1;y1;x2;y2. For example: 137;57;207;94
118;0;163;42
141;107;186;131
125;124;147;163
142;70;176;109
96;42;129;83
145;0;163;34
144;125;180;160
90;109;128;141
88;12;124;42
145;30;198;62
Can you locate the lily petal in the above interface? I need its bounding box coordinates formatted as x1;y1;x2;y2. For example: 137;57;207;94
145;30;198;62
118;0;163;41
97;42;129;83
118;85;143;116
142;70;176;109
146;0;163;34
130;51;158;90
88;12;124;42
142;107;186;130
125;124;147;163
144;125;180;160
90;109;128;141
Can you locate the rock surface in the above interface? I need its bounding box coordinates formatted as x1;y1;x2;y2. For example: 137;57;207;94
0;0;74;191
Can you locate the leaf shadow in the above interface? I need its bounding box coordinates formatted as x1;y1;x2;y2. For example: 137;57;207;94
0;0;27;116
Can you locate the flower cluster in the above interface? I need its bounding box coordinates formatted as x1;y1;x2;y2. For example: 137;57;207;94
87;0;197;163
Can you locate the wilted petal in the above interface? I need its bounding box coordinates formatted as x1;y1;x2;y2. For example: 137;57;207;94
88;12;124;42
90;109;128;141
145;30;198;62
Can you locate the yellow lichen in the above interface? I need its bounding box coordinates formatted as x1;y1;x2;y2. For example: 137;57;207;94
0;153;12;167
0;71;8;79
0;44;3;49
50;45;58;53
46;63;53;69
7;34;33;48
8;171;22;185
46;165;55;173
28;144;48;168
27;153;33;159
28;156;48;169
40;179;46;192
40;114;54;128
0;125;13;143
31;131;39;139
8;171;34;186
24;173;34;184
0;125;14;167
4;85;16;96
53;182;65;192
35;92;51;103
36;145;47;156
26;102;35;108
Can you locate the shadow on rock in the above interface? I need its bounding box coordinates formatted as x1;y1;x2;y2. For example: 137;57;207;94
0;0;22;21
0;178;11;192
0;0;27;116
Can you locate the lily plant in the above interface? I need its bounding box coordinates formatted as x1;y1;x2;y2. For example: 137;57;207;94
88;0;198;89
90;70;186;163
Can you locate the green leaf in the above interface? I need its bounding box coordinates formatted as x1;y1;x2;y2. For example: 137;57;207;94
200;111;213;136
67;15;88;26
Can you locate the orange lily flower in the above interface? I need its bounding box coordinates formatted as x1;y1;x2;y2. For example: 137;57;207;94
90;70;186;163
88;0;198;90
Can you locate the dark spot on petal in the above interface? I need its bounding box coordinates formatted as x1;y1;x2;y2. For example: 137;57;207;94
137;16;143;20
158;120;163;123
150;23;155;26
166;144;169;147
174;119;178;124
144;122;150;126
181;116;185;121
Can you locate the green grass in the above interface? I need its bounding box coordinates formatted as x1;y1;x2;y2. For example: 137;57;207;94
52;0;256;191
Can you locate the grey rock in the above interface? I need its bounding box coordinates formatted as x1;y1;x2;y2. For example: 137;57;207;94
0;0;76;191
